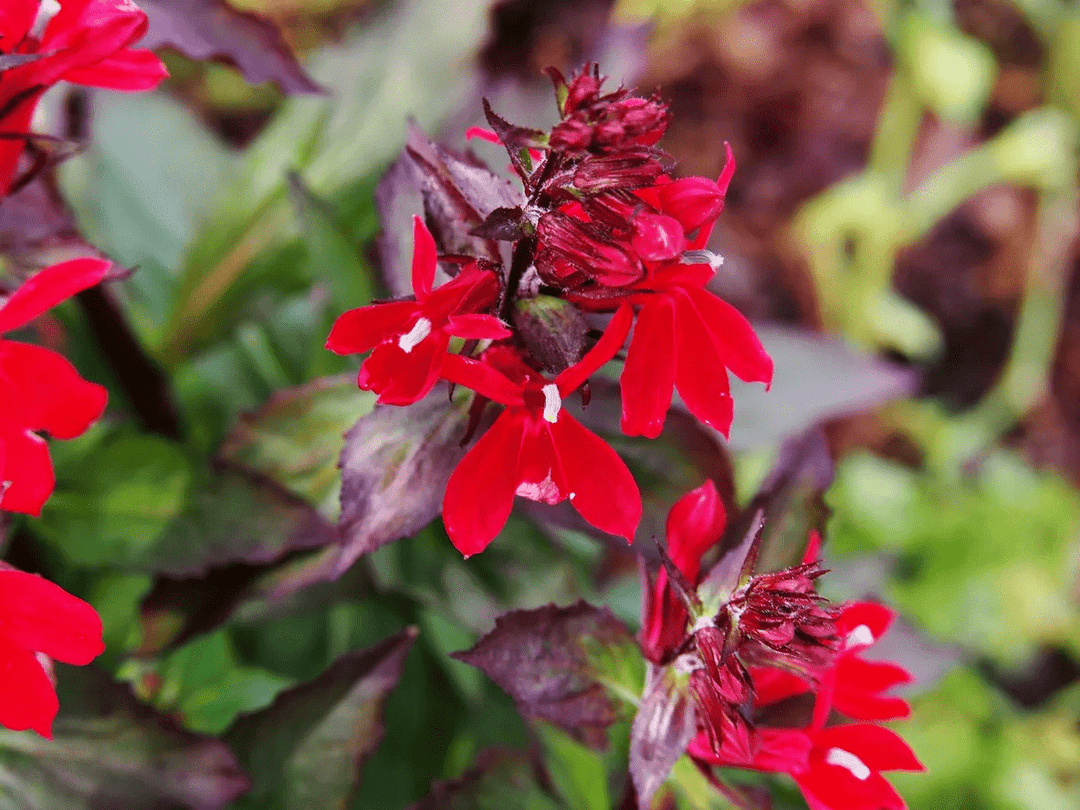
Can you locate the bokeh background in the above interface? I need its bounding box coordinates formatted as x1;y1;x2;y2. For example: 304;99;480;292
6;0;1080;808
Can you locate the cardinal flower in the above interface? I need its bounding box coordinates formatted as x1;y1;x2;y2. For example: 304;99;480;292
641;479;726;664
0;566;104;737
0;0;168;193
0;258;109;515
326;216;510;405
440;303;640;556
620;261;773;438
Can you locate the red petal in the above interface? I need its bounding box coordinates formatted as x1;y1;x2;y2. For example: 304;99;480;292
751;666;811;707
681;285;773;385
442;409;527;557
0;341;108;438
620;296;676;439
0;637;58;737
665;480;725;581
550;412;641;541
557;302;633;395
445;314;512;340
837;601;896;645
465;127;501;145
672;289;734;436
0;429;54;516
358;334;447;406
0;99;38;197
0;259;110;334
815;724;925;773
440;353;524;407
61;48;168;90
0;571;104;665
837;656;914;694
325;301;417;355
796;769;906;810
411;216;437;301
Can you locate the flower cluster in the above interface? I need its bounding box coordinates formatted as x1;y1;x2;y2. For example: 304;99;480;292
642;482;923;809
328;65;773;556
0;0;165;737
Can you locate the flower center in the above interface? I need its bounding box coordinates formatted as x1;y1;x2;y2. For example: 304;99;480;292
31;0;61;39
398;317;432;354
825;747;871;781
541;383;561;423
845;624;874;649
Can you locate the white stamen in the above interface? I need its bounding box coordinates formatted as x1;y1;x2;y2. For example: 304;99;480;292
30;0;61;38
541;383;561;423
568;492;576;501
845;624;875;650
682;249;725;273
826;747;871;781
397;317;432;354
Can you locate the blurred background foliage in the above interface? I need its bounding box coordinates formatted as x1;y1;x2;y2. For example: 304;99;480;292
3;0;1080;807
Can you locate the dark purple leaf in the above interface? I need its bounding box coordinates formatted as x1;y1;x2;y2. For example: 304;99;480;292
481;98;547;188
728;324;918;451
335;391;478;573
407;749;557;810
139;0;322;95
227;629;417;809
629;663;697;808
472;205;527;241
0;665;249;809
0;168;115;277
143;463;342;577
453;601;637;748
405;121;523;263
738;428;834;573
374;151;427;297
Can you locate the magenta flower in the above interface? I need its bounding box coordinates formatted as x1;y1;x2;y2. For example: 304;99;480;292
0;258;109;515
620;262;773;438
439;303;640;557
0;0;168;193
326;216;510;405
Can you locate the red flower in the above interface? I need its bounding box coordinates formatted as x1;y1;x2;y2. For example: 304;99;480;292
0;0;168;193
326;216;510;405
620;262;773;438
830;602;914;721
740;602;914;722
792;722;924;810
655;142;737;249
641;480;726;663
0;567;104;737
0;258;109;515
440;303;640;556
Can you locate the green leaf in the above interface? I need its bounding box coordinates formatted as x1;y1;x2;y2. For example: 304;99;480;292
288;173;375;314
161;0;492;362
226;628;417;809
39;432;340;576
0;666;249;810
406;750;562;810
219;373;376;519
